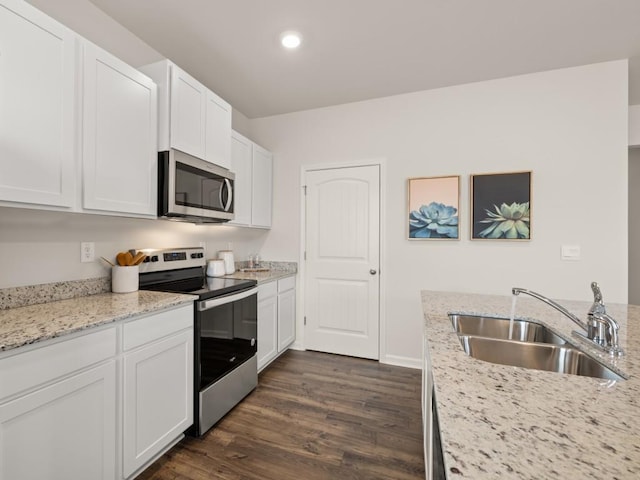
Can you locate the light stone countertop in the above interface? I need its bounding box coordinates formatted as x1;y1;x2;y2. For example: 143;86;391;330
0;290;196;353
422;291;640;480
223;270;297;284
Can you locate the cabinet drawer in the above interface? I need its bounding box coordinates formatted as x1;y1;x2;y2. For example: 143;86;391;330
123;304;193;351
258;281;277;300
0;327;116;400
277;275;296;293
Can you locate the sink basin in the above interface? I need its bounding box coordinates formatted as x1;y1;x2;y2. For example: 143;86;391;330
457;335;624;380
449;314;567;345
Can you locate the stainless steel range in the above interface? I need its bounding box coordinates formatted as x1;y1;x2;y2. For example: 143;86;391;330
138;247;258;436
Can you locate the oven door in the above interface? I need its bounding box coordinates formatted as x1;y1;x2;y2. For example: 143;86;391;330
193;287;258;436
196;287;258;390
159;149;234;221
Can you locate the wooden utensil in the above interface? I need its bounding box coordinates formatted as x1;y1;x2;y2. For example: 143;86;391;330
123;251;134;266
132;252;146;265
100;256;115;267
116;252;128;266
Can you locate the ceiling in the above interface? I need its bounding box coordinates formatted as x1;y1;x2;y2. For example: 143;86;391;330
88;0;640;119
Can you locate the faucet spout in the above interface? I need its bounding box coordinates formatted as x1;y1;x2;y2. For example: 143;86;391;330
512;287;589;332
512;284;624;357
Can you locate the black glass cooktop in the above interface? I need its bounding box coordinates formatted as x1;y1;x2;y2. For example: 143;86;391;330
139;267;256;300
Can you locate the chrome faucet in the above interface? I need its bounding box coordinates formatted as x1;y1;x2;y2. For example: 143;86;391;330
586;282;624;356
512;282;624;356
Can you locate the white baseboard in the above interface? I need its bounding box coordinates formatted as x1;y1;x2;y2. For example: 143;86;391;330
381;354;422;370
289;341;305;351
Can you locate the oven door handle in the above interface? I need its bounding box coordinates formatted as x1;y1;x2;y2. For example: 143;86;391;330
198;287;258;311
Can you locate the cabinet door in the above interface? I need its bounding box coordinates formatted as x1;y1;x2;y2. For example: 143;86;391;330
229;131;252;226
0;361;116;480
82;41;158;216
257;285;278;371
277;287;296;352
251;144;273;228
205;90;232;169
0;0;76;208
170;66;207;159
123;330;193;478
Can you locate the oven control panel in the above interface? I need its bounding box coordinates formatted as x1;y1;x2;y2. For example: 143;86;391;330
138;247;206;272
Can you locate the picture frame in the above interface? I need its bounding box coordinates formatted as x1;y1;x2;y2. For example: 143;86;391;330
470;171;531;240
407;175;460;240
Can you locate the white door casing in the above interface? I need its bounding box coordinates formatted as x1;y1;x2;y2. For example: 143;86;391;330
304;165;380;360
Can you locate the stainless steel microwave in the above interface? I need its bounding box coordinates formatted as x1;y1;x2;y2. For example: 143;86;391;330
158;149;234;223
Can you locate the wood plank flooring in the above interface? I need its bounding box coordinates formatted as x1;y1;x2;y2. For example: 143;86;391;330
137;350;425;480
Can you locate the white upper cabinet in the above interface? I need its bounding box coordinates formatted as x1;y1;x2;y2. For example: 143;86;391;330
0;0;76;208
170;66;207;159
205;90;232;169
141;60;232;170
229;131;253;226
82;41;157;217
252;143;273;228
229;130;273;229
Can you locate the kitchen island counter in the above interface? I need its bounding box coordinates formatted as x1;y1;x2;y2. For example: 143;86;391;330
422;291;640;479
0;290;195;353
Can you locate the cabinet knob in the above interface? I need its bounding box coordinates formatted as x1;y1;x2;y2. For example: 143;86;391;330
369;269;377;275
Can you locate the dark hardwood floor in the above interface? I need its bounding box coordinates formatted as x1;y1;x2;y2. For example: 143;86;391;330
138;350;425;480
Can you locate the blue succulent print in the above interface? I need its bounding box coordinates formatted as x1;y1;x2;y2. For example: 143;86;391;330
409;202;459;238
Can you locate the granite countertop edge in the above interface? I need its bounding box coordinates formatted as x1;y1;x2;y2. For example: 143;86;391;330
421;290;640;480
0;291;196;354
222;270;297;284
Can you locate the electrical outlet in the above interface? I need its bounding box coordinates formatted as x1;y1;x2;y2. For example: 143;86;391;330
81;242;95;263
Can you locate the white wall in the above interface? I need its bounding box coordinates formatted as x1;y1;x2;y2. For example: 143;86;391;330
629;148;640;304
630;105;640;146
0;207;268;289
25;0;162;68
24;0;254;125
232;109;252;138
249;60;629;365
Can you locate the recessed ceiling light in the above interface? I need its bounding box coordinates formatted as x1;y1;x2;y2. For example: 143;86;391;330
280;31;302;49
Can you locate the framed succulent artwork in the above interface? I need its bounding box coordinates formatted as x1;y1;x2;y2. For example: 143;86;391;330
471;171;531;240
407;175;460;240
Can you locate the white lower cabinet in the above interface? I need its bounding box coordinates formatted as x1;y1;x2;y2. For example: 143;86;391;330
0;361;116;480
277;276;296;352
257;281;278;370
123;330;193;477
121;304;193;479
0;326;117;480
0;303;194;480
257;276;297;371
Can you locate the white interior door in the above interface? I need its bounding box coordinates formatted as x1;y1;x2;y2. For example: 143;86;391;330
304;164;380;359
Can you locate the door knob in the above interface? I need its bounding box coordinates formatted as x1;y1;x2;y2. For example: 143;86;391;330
370;269;377;275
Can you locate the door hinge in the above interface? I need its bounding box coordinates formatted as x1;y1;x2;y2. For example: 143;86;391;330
304;316;307;326
304;251;307;261
303;185;307;195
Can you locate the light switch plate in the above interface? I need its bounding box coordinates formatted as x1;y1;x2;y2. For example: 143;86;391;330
561;245;581;261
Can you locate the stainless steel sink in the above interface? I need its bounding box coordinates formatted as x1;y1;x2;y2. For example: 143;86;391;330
457;335;624;380
449;314;567;344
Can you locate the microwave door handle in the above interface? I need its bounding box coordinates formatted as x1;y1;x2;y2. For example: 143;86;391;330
223;178;232;212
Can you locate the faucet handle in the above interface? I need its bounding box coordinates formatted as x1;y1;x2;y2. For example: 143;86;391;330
589;281;606;315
